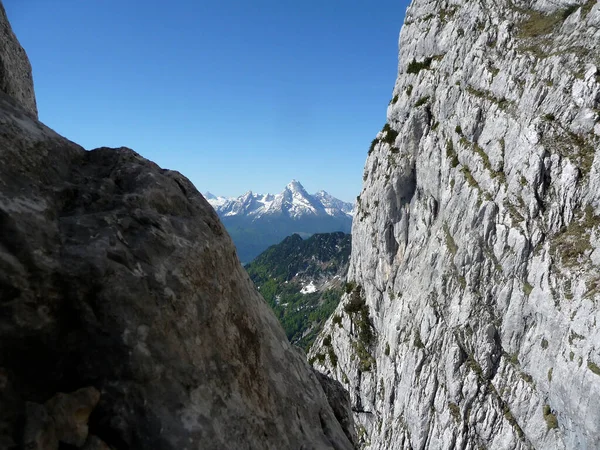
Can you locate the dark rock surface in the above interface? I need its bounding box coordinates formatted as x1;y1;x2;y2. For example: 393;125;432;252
0;3;355;449
22;387;100;450
23;402;58;450
45;387;101;447
314;370;358;448
83;436;112;450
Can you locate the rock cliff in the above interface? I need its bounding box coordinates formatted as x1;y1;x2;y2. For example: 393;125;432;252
0;4;354;449
311;0;600;449
0;2;37;118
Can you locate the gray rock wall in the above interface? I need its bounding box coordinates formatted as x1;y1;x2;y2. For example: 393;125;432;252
0;2;37;118
311;0;600;449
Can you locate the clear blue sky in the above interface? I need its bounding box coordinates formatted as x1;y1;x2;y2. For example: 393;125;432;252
5;0;410;202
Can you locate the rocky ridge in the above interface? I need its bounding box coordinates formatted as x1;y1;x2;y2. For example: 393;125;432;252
246;232;351;348
311;1;600;449
207;180;354;220
0;4;354;449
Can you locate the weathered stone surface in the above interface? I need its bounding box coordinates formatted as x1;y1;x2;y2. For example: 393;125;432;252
314;370;358;448
0;3;354;449
0;2;37;118
0;368;20;450
45;387;101;447
83;435;112;450
23;402;59;450
311;0;600;449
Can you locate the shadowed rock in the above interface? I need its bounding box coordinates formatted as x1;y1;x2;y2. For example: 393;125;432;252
45;387;101;447
23;402;58;450
83;435;112;450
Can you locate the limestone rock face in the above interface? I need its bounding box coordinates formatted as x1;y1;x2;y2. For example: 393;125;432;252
0;2;37;118
0;4;354;449
311;1;600;449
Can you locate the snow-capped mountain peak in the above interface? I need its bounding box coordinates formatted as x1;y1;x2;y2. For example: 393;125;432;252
286;179;306;193
205;181;353;220
205;181;354;262
277;180;324;218
313;190;355;217
203;192;229;208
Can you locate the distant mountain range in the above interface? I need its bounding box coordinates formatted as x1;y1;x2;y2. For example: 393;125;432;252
245;232;351;349
206;180;354;262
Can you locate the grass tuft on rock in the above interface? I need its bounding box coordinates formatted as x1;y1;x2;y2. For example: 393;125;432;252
414;96;430;107
407;57;432;74
518;8;572;38
543;405;559;430
588;360;600;376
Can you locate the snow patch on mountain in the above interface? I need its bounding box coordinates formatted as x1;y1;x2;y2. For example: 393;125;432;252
204;191;229;208
300;281;318;294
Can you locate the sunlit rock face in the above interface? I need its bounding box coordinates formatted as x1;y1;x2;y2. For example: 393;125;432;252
311;1;600;449
0;2;355;449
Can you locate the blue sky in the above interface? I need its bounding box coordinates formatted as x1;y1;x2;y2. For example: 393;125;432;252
5;0;410;202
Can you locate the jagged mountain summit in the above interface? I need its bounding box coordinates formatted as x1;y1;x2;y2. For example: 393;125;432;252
245;232;351;349
311;1;600;450
207;180;354;220
207;180;354;262
0;3;355;449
